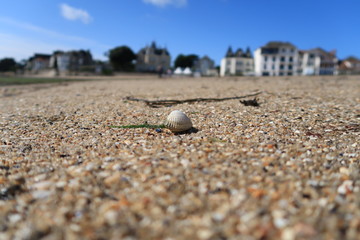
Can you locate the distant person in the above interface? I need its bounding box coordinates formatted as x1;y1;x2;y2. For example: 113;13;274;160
157;65;164;78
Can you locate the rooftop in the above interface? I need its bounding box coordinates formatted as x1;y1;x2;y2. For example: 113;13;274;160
262;41;297;49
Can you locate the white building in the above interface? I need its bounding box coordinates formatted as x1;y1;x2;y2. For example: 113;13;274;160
49;50;93;75
298;48;337;75
26;53;51;73
220;47;254;76
50;52;70;73
254;42;299;76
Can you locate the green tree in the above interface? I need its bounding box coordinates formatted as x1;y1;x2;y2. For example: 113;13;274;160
174;54;199;68
0;58;17;72
107;46;136;72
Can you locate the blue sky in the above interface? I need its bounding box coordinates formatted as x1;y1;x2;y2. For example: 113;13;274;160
0;0;359;65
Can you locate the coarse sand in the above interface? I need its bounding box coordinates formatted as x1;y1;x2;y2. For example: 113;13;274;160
0;75;359;239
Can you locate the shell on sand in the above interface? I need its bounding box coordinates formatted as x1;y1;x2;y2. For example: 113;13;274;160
165;110;193;133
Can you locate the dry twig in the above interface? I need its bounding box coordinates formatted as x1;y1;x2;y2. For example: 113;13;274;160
124;91;262;108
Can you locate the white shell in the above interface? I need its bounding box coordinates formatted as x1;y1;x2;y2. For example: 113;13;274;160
165;110;193;132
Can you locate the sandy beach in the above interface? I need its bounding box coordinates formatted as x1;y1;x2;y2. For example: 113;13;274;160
0;75;359;239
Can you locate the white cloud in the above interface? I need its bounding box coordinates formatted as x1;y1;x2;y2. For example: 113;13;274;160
143;0;187;8
60;3;92;24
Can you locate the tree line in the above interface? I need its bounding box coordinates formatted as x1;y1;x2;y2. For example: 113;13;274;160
107;46;199;71
0;58;19;72
0;45;201;73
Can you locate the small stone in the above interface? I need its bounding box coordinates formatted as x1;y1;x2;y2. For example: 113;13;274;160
8;214;22;224
337;180;353;195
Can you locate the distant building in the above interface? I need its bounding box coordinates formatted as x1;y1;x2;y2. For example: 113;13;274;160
298;48;337;75
136;42;171;72
50;51;70;74
254;41;299;76
220;46;254;76
338;56;360;75
49;50;93;75
26;53;51;73
194;55;217;76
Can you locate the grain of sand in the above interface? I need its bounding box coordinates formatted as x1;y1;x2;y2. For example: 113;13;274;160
0;75;359;240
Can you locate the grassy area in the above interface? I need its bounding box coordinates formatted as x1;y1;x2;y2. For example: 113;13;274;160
0;76;93;86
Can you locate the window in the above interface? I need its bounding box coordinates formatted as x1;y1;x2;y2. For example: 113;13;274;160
264;56;268;61
281;56;285;62
272;57;276;62
288;65;293;70
263;64;267;70
261;48;278;54
236;61;243;66
280;64;284;70
272;65;275;70
289;57;293;62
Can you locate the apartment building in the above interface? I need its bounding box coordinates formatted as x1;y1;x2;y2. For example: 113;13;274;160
254;41;299;76
220;47;254;76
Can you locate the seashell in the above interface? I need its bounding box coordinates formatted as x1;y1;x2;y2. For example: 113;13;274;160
165;110;193;133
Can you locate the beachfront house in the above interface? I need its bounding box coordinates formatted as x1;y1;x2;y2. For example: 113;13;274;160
220;47;254;76
338;56;360;75
49;50;93;75
298;48;338;75
193;55;217;76
26;53;51;74
135;42;171;72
